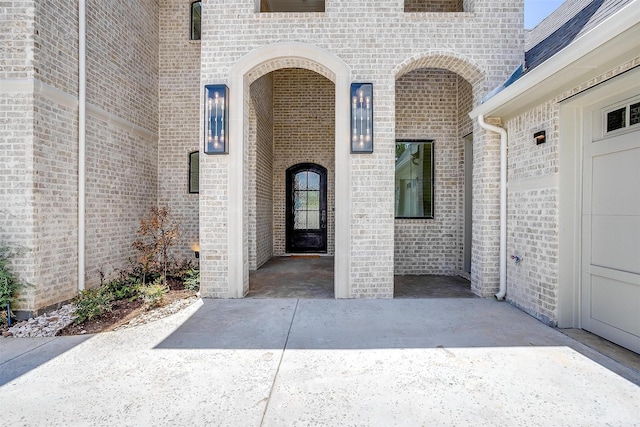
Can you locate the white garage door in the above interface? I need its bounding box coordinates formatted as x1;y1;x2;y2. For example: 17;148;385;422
581;96;640;354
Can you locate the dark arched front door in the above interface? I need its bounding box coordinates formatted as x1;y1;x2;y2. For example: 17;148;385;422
286;163;327;253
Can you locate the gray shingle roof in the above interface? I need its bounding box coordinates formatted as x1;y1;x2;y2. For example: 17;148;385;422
524;0;633;72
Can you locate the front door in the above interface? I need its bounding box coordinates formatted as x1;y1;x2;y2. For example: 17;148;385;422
286;163;327;253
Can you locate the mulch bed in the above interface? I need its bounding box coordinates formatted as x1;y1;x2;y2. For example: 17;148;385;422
58;277;196;335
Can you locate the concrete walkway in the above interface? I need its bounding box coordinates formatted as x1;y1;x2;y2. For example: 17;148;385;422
1;298;639;426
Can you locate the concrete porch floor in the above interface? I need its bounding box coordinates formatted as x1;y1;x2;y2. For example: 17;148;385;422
1;298;639;426
248;256;476;299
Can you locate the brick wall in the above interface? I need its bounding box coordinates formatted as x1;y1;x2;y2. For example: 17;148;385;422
1;0;159;314
0;0;36;79
198;0;524;298
83;0;159;288
158;0;201;262
0;91;37;311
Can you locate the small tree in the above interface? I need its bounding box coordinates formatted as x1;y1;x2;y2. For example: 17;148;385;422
132;207;180;285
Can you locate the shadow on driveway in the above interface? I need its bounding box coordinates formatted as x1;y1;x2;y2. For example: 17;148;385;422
0;335;91;386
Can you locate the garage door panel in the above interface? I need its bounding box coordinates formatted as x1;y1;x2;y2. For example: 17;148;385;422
590;274;640;338
582;98;640;354
591;215;640;274
591;147;640;215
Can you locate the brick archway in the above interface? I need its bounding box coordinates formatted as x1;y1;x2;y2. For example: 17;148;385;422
225;42;352;298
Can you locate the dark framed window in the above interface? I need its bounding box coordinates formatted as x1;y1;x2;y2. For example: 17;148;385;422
395;140;434;219
190;1;202;40
260;0;325;12
189;151;199;194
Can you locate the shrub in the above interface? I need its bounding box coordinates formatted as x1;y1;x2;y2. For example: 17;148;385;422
106;276;141;302
73;287;113;325
183;268;200;292
0;246;25;326
140;278;168;309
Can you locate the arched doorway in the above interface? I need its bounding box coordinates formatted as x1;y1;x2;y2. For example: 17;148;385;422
286;163;328;254
224;42;351;298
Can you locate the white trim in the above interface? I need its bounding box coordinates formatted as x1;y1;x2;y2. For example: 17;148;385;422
470;2;640;119
78;0;86;292
0;77;158;141
226;41;352;299
507;173;558;193
87;104;158;141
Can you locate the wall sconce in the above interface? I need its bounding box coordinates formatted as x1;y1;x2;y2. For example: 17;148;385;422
351;83;373;153
534;130;546;145
204;84;229;154
192;243;200;259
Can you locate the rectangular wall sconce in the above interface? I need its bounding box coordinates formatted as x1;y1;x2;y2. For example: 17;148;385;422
351;83;373;153
204;84;229;154
534;130;546;145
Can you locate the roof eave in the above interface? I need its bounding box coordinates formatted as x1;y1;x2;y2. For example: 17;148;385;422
470;2;640;120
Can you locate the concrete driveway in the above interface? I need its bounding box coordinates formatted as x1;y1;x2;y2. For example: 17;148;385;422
1;298;639;426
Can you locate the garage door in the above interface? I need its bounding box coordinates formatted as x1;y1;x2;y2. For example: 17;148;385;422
581;97;640;354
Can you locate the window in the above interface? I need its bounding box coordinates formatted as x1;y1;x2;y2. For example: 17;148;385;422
190;1;201;40
260;0;325;13
395;140;434;218
189;151;199;193
404;0;464;13
605;99;640;133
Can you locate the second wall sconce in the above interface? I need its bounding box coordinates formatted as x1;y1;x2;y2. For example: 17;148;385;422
351;83;373;153
204;84;229;154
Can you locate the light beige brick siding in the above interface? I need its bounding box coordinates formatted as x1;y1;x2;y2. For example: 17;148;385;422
158;0;201;261
199;0;524;298
1;0;159;315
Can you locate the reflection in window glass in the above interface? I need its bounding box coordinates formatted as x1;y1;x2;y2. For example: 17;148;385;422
191;1;201;40
189;151;199;193
630;102;640;126
293;171;321;230
606;107;626;132
395;141;434;218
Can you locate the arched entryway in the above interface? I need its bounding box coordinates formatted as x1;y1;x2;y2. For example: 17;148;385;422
392;52;486;297
225;42;351;298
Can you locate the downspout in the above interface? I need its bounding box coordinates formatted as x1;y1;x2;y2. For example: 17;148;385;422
78;0;86;291
477;115;507;300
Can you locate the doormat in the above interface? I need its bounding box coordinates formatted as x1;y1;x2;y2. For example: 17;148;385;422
289;255;321;259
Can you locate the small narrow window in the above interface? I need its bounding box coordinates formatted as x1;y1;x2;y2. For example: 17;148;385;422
395;140;434;219
189;151;199;193
630;102;640;127
190;1;202;40
260;0;325;12
606;107;626;133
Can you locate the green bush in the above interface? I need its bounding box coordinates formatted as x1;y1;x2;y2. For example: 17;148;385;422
183;268;200;292
0;246;24;326
140;278;168;309
73;287;113;325
106;276;142;302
